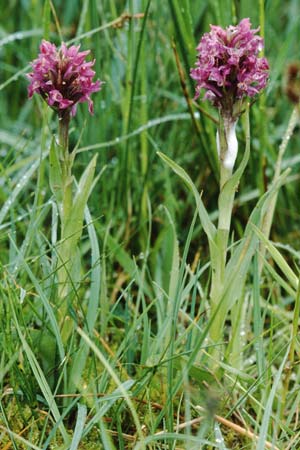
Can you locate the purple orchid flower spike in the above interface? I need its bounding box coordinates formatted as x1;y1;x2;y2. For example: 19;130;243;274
190;18;269;120
27;40;103;117
191;18;269;172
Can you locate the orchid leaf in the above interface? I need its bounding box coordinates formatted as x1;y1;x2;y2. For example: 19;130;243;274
63;154;98;252
218;168;291;319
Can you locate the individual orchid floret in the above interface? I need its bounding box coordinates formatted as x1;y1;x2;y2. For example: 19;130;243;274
190;18;269;119
27;40;103;117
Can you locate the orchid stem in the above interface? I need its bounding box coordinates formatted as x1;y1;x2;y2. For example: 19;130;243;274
209;113;237;354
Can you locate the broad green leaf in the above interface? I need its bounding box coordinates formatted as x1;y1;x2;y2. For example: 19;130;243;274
68;205;102;393
85;206;101;332
63;154;98;251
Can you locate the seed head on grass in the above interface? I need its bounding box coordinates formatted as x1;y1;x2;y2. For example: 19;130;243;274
27;40;103;117
190;18;269;119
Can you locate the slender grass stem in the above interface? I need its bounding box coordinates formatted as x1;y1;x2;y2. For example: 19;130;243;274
259;105;299;273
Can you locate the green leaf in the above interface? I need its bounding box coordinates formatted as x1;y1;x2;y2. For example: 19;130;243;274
160;206;180;302
76;327;144;444
105;233;152;298
251;223;298;290
83;380;135;437
217;169;291;319
69;404;87;450
42;0;51;41
8;294;69;444
68;205;102;393
256;345;290;450
157;151;216;243
49;137;63;203
63;154;98;252
173;356;215;384
9;238;66;364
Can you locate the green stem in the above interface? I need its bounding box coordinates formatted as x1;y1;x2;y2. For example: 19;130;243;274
209;113;237;348
57;112;73;309
58;112;72;232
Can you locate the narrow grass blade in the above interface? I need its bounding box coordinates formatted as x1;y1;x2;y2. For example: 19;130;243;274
157;151;216;242
218;169;291;318
85;207;101;331
253;253;265;378
42;0;51;40
76;327;145;447
0;425;43;450
49;137;63;203
252;223;298;290
134;433;221;449
99;419;117;450
256;345;290;450
214;422;228;450
167;0;195;75
0;152;48;225
69;404;87;450
83;380;135;437
8;238;65;362
8;295;69;444
105;233;152;298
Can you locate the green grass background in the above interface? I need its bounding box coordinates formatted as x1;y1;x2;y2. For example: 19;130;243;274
1;0;300;448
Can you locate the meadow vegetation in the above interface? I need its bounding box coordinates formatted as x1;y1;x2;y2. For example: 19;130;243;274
1;1;300;449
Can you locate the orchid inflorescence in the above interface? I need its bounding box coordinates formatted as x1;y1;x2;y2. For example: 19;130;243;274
190;18;269;119
27;40;103;117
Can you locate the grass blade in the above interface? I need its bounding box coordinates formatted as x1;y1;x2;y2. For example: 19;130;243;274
69;404;87;450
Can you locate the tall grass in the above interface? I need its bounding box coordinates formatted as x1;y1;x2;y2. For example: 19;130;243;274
1;0;300;449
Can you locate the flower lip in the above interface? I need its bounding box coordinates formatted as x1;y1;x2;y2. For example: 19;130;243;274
190;18;269;116
27;39;103;117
